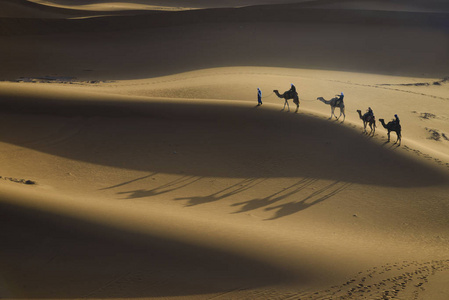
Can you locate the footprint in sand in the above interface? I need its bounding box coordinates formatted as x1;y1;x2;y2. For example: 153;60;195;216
295;259;449;299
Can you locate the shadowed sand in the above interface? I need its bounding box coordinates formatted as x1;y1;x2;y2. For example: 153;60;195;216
1;1;448;79
0;199;305;298
0;86;447;187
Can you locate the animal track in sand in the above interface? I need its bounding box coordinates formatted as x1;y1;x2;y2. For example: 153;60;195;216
411;110;449;122
378;77;449;87
294;259;449;300
205;260;449;299
328;78;449;101
402;145;449;170
424;128;449;142
416;112;436;120
0;176;35;185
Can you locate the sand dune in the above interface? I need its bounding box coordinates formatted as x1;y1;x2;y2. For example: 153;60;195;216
1;5;448;79
0;83;447;186
1;0;449;299
1;77;448;299
0;186;305;298
0;0;124;18
27;0;449;12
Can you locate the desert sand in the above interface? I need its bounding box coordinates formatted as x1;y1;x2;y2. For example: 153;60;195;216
1;1;449;299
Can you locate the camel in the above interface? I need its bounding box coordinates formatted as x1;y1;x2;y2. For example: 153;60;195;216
273;90;300;113
317;96;345;121
379;119;401;145
357;109;376;135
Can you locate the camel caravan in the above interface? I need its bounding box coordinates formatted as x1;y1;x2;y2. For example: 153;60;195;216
267;85;402;145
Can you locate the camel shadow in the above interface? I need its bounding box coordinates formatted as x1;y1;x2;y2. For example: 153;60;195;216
360;130;375;137
100;172;158;190
118;175;202;199
264;181;352;220
231;178;318;214
332;118;345;124
360;133;375;141
382;141;400;149
175;178;265;207
0;97;445;188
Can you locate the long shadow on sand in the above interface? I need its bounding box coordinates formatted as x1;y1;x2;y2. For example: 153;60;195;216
118;175;202;199
174;178;265;206
231;178;318;214
0;200;310;299
264;181;352;220
108;176;350;220
0;95;447;188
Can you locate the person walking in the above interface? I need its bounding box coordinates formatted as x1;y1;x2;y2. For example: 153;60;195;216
257;88;262;106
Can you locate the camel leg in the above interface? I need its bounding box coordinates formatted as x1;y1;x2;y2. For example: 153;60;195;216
395;132;401;145
387;131;391;142
341;108;345;122
330;107;335;119
294;99;299;113
285;100;290;112
336;107;342;120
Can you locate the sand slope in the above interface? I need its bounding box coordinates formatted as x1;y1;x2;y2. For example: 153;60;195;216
1;1;448;77
1;0;449;299
1;78;449;299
